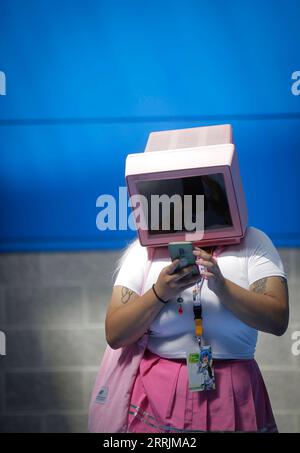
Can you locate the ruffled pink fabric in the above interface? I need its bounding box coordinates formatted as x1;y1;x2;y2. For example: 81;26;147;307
127;349;277;433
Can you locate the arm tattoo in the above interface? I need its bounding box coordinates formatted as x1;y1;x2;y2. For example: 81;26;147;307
278;276;289;299
251;277;268;294
121;287;133;304
251;276;289;298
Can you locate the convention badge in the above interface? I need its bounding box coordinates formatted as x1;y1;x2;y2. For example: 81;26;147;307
186;345;216;392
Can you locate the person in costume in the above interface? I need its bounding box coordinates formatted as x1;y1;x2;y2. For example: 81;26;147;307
101;125;289;433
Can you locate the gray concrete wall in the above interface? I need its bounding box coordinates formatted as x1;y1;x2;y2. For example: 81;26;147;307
0;248;299;433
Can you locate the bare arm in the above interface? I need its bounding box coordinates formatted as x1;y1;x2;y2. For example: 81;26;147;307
105;260;202;349
216;276;289;336
105;285;166;349
193;247;289;336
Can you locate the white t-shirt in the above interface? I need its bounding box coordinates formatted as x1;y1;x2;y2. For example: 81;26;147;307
113;227;287;359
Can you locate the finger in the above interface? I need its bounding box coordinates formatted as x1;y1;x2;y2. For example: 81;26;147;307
177;274;202;289
175;265;201;281
165;259;180;275
193;249;214;260
196;258;215;269
172;265;199;282
192;247;205;257
202;271;215;279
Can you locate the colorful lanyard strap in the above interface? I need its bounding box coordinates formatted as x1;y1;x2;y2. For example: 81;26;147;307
193;279;204;348
192;246;224;349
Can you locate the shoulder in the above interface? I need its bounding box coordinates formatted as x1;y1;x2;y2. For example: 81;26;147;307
241;226;275;252
119;238;148;264
241;226;286;280
223;225;282;265
113;239;152;289
115;239;156;273
218;227;286;284
222;226;273;257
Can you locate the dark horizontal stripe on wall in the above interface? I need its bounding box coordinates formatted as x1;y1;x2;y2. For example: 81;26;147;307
1;235;134;244
0;235;298;253
1;113;300;127
1;233;300;243
0;241;297;253
0;240;127;252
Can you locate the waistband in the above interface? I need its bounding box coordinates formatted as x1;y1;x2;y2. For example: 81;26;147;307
145;349;254;363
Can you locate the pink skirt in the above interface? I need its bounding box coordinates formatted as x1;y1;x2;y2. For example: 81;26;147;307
127;349;278;433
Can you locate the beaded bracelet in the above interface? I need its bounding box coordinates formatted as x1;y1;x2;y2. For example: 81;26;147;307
152;283;168;304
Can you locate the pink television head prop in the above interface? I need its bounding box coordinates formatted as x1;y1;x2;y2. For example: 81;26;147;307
125;124;248;248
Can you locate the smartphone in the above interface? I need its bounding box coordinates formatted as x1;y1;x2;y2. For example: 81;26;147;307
168;241;200;277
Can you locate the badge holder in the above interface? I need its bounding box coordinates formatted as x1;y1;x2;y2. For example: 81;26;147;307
186;282;216;392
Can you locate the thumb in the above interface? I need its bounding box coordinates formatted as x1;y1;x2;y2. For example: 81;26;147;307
166;259;180;275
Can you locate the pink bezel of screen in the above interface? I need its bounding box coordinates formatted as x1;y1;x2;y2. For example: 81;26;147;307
126;165;243;247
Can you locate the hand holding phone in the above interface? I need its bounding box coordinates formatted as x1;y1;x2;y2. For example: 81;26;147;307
168;241;200;277
153;243;201;302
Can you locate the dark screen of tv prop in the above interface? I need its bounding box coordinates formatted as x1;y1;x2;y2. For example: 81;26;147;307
136;174;233;234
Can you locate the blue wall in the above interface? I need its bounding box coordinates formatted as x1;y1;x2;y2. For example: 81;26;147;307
0;0;299;251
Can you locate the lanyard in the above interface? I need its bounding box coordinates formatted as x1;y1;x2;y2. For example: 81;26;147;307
193;279;204;349
192;246;224;349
